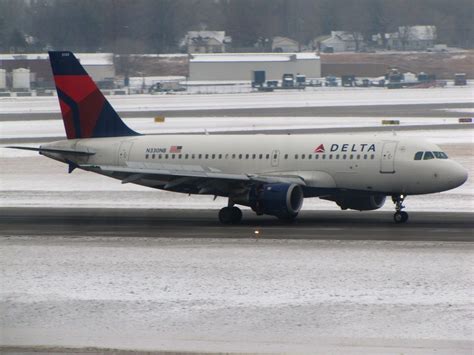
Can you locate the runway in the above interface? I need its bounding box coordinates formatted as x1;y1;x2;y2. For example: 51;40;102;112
1;207;472;241
1;102;472;121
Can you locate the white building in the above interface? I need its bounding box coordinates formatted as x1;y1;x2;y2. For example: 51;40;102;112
188;53;320;81
272;36;300;52
386;25;437;51
320;31;364;52
181;31;232;53
0;53;115;82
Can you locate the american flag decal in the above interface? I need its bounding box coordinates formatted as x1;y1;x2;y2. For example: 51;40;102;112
169;145;182;153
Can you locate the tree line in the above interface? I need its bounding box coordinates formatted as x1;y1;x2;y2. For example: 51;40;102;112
1;0;473;53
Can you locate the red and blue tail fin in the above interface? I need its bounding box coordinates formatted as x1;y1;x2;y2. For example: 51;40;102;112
48;51;139;139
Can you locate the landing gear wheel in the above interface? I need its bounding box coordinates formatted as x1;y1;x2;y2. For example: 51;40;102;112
392;194;409;223
218;206;242;224
393;211;409;223
230;206;242;224
219;207;232;224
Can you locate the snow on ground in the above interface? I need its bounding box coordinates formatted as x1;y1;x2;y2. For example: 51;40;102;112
442;108;474;114
1;116;472;139
0;86;472;114
0;237;472;353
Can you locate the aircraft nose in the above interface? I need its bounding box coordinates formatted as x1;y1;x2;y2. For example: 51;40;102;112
448;163;468;189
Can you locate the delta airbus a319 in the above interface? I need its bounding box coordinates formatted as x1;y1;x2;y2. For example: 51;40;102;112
9;52;468;224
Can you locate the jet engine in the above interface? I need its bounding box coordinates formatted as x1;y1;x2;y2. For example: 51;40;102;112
326;192;386;211
234;183;304;219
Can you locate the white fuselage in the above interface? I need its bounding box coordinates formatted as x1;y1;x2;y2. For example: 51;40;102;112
43;133;468;196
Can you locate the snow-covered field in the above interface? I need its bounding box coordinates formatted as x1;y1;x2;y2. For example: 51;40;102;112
1;237;472;353
0;86;472;114
1;115;473;140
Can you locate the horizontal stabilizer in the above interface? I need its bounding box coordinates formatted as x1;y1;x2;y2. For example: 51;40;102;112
6;146;95;156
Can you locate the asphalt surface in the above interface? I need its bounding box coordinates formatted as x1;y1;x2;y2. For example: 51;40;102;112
1;102;473;121
1;207;472;242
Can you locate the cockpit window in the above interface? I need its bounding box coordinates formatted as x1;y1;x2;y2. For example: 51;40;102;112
423;151;435;160
434;151;448;159
414;151;423;160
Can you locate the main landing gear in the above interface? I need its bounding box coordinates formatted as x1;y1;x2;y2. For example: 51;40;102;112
219;202;242;225
392;194;408;223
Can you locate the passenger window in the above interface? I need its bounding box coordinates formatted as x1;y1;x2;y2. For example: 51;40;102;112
171;154;175;159
232;154;236;159
414;151;423;160
212;154;215;159
191;154;195;159
343;154;347;160
245;154;249;159
266;154;270;159
146;154;149;159
185;154;189;159
423;151;435;160
329;154;332;159
302;154;306;159
284;154;288;159
322;155;326;160
370;154;375;160
239;154;242;159
158;154;162;159
259;154;263;159
308;154;312;160
252;154;256;159
178;155;182;159
356;154;360;160
295;154;298;159
218;154;222;159
198;154;202;159
315;154;319;159
363;154;367;160
165;154;169;159
336;154;340;160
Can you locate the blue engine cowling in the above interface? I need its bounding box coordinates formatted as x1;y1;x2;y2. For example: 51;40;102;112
248;183;304;219
323;192;386;211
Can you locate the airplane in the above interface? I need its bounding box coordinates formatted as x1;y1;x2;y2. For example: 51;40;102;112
8;51;468;224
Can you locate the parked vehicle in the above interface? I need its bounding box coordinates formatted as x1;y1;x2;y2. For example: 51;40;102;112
282;73;295;88
341;75;356;87
454;73;467;86
325;76;338;87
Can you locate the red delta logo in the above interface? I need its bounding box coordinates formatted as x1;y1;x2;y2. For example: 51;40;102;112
314;144;325;153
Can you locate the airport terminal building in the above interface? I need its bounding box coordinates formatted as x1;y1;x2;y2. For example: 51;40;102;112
189;52;321;81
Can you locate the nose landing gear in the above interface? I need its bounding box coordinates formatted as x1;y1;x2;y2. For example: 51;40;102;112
392;195;408;223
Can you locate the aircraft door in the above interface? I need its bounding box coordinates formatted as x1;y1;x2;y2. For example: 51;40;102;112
271;150;280;167
380;141;398;173
118;141;134;165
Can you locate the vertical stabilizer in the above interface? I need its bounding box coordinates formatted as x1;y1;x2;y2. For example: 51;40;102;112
49;51;139;139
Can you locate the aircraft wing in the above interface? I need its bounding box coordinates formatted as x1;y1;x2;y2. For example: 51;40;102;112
80;162;305;195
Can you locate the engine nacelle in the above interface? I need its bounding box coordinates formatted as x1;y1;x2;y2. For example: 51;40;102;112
328;192;386;211
234;183;304;219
